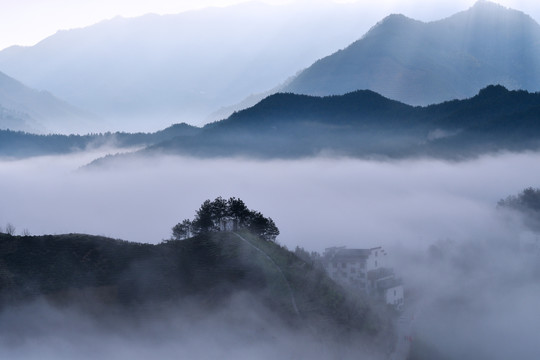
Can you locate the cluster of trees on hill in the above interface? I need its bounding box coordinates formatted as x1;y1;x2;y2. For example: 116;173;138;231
498;187;540;213
171;197;279;241
498;187;540;231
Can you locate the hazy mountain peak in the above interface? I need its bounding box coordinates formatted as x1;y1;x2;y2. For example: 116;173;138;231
0;2;381;131
283;2;540;106
448;0;536;24
364;13;423;36
472;0;505;9
379;13;416;24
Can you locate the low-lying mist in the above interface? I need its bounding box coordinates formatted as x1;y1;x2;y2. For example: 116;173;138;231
1;150;540;359
0;151;538;250
0;293;382;360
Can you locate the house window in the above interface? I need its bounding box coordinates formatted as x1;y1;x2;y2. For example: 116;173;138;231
342;262;346;268
394;289;396;296
375;260;378;267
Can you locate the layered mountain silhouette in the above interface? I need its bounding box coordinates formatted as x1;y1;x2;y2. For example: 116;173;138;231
283;1;540;105
0;123;199;158
2;1;538;132
5;85;539;161
84;85;540;163
0;71;95;133
0;2;371;131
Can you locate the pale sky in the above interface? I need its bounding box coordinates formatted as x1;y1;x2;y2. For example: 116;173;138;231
1;0;539;51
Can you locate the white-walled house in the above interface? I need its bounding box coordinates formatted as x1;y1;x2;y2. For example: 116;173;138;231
219;217;238;232
323;246;403;310
377;277;404;308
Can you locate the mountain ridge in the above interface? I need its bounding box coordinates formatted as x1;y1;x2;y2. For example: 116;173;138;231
282;0;540;106
0;2;374;131
128;85;540;160
5;84;539;161
0;71;96;133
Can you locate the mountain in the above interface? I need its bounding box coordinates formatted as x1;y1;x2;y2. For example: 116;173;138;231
131;85;540;160
282;1;540;105
0;230;386;341
0;122;200;158
0;71;96;133
11;85;540;161
0;2;373;131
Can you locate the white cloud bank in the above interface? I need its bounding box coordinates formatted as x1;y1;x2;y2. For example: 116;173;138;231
1;151;540;359
1;151;538;251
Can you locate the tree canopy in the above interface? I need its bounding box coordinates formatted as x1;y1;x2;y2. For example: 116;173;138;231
171;197;279;241
498;187;540;230
498;187;540;213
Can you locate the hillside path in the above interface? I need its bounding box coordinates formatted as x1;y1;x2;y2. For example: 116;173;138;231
232;232;300;315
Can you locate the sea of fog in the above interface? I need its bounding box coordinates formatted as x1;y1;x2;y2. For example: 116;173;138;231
0;151;537;251
1;151;540;359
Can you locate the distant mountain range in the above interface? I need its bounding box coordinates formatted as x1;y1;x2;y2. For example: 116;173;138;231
4;85;540;161
2;1;538;133
1;1;539;140
0;123;199;158
0;71;96;133
140;85;540;159
282;1;540;105
67;85;537;165
0;2;372;131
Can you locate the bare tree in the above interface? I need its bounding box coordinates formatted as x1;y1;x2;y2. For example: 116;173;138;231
5;223;16;236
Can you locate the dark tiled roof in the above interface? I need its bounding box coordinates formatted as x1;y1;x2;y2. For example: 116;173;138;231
367;267;394;280
376;277;403;290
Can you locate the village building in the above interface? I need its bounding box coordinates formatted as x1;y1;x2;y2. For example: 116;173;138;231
323;246;404;309
219;217;238;232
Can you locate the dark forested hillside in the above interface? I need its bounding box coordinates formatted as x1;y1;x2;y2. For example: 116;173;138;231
0;122;200;158
8;85;540;162
140;85;540;160
0;230;383;336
